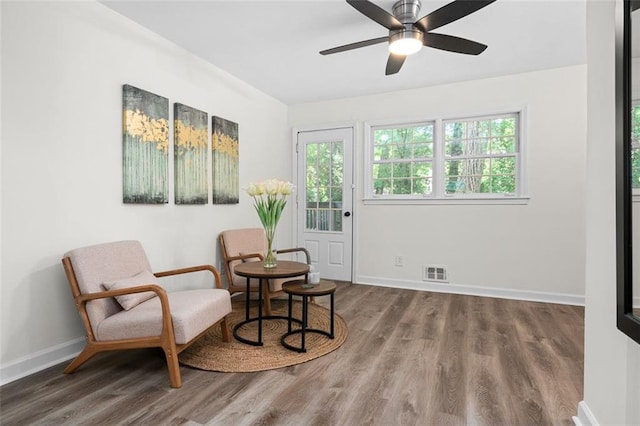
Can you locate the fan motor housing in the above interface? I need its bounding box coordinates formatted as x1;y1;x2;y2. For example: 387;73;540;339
392;0;422;23
389;28;424;43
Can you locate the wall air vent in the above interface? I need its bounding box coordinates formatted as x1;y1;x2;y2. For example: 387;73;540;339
423;265;448;282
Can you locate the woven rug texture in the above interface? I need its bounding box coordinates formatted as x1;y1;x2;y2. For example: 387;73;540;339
179;299;348;372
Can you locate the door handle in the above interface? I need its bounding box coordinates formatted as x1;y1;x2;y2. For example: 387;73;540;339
344;211;351;217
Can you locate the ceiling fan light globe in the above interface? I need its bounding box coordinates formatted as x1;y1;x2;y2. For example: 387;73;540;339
389;38;422;55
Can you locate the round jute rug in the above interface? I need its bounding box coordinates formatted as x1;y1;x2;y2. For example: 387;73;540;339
179;299;348;372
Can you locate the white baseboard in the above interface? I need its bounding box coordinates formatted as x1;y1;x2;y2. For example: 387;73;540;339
0;337;85;386
573;401;599;426
354;275;585;306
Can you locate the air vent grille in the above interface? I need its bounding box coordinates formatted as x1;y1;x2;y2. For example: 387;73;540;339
423;265;448;282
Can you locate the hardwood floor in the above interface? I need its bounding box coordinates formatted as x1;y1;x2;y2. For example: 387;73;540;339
0;282;584;425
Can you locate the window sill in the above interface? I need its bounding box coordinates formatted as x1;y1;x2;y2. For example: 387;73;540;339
363;196;531;205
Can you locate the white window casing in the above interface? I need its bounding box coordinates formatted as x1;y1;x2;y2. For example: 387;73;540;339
364;109;529;205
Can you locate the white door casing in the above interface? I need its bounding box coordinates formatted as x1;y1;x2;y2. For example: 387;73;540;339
296;127;354;281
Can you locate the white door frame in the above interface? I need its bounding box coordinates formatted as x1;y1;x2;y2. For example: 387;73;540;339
291;123;358;282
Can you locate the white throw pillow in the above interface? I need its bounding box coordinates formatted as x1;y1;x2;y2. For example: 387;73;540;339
103;270;159;310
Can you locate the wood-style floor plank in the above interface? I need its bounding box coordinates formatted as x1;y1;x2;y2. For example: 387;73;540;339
0;282;584;425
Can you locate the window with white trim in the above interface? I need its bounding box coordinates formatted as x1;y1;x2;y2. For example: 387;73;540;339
371;123;434;196
366;112;523;203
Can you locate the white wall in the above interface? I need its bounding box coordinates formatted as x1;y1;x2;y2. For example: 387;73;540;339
290;65;587;303
0;0;596;391
579;1;640;424
0;1;293;382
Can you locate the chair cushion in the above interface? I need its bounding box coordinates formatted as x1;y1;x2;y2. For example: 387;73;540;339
65;240;153;330
102;270;158;310
222;228;266;257
96;289;232;344
221;228;306;293
221;229;265;291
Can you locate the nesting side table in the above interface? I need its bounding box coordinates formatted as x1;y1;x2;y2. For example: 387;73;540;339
281;279;336;353
233;260;309;346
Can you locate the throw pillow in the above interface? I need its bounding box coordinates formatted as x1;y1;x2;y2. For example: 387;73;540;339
103;270;159;310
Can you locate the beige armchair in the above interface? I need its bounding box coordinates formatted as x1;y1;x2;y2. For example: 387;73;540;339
219;228;310;315
61;240;232;388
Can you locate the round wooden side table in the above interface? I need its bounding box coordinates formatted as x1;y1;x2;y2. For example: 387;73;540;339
233;260;309;346
281;279;336;353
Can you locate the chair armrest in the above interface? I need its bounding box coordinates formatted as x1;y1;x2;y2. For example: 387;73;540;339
77;284;167;303
225;252;264;262
153;264;224;290
277;247;311;264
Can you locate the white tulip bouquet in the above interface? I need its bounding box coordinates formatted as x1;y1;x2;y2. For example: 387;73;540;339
245;179;294;268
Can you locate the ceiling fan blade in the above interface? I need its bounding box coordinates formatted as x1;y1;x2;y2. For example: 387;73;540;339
422;32;487;55
347;0;404;30
385;53;406;75
414;0;496;33
320;36;389;55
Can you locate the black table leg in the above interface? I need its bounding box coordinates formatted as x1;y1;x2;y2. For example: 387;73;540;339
330;292;335;338
301;295;307;352
244;277;250;321
257;278;263;344
233;276;301;347
287;293;293;333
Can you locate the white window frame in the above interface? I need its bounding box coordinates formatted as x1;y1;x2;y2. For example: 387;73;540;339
367;120;436;200
364;109;529;205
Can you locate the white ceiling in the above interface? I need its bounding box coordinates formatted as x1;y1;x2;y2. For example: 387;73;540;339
101;0;586;105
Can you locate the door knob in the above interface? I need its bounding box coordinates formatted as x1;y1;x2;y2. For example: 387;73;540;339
344;211;351;217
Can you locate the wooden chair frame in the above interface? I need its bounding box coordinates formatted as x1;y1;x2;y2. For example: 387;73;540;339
219;232;310;316
62;258;231;388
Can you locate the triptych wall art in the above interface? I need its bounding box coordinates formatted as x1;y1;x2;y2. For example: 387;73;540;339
122;85;169;204
122;84;239;205
174;103;208;205
212;116;239;204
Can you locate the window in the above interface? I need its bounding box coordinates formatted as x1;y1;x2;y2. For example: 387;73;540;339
444;115;517;195
366;112;524;204
305;141;344;231
371;123;434;196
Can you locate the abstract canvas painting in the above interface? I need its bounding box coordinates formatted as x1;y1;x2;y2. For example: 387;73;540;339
211;116;239;204
174;103;208;204
122;84;169;204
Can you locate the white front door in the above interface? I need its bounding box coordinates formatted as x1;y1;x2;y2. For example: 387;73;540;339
296;127;354;281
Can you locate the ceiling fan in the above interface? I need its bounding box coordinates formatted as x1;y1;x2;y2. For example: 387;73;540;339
320;0;496;75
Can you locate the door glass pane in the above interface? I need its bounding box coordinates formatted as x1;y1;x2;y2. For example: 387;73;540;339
332;209;343;232
306;140;344;232
306;209;317;230
306;187;318;208
318;209;330;231
331;187;343;208
332;142;344;185
319;143;331;164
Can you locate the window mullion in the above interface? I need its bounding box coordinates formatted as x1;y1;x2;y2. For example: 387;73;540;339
434;118;444;198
